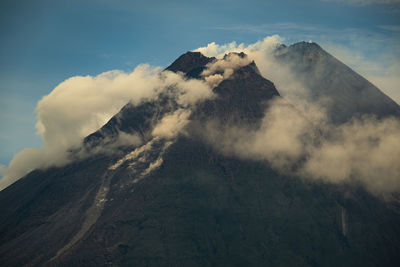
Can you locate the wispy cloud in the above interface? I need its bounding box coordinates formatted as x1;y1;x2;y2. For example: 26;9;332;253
322;0;400;5
379;25;400;32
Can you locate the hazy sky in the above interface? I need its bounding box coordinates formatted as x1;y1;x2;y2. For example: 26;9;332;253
1;0;399;167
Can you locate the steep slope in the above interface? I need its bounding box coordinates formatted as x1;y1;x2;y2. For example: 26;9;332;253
0;49;400;267
275;42;400;123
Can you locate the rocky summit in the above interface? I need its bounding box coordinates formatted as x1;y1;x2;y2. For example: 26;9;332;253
1;43;400;267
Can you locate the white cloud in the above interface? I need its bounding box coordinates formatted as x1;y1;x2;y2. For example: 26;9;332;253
152;109;191;139
195;35;284;58
199;52;252;87
195;41;246;58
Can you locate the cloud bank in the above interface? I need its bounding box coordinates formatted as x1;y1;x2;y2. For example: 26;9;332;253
0;66;213;190
205;98;400;196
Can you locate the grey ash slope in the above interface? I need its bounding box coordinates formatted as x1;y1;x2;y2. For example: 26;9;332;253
275;41;400;123
0;46;400;266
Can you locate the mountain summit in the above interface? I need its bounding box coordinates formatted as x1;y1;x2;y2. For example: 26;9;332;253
1;44;400;266
166;51;215;78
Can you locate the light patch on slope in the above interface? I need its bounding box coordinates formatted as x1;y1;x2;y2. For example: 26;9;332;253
108;138;158;171
132;140;173;184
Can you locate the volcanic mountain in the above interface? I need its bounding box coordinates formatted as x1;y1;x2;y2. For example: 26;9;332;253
1;44;400;266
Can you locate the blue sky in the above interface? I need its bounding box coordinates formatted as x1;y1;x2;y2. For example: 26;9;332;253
1;0;400;167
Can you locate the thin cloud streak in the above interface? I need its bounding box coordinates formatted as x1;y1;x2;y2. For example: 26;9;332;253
322;0;400;5
379;25;400;32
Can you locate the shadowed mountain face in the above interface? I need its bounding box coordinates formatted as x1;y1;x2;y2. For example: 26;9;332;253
1;45;400;266
275;42;400;123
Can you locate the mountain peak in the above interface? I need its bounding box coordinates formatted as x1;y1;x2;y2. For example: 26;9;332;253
275;41;324;60
166;51;215;78
290;41;321;49
223;51;247;60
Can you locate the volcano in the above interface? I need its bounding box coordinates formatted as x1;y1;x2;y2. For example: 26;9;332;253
1;43;400;267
